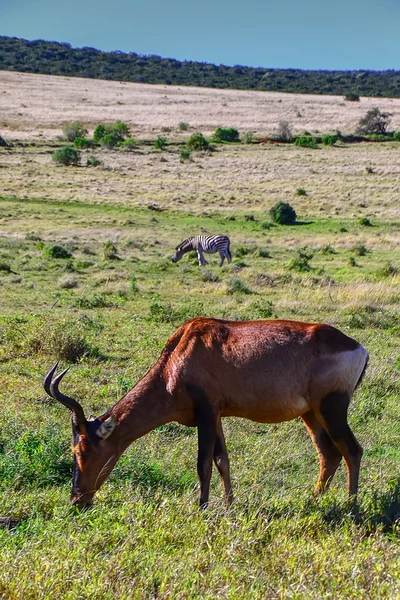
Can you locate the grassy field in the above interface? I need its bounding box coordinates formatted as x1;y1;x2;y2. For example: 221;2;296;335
0;72;399;599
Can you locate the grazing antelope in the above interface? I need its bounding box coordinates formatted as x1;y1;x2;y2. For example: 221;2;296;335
44;318;368;508
172;234;232;267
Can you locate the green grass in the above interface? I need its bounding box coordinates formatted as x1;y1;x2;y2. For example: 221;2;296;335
0;189;399;598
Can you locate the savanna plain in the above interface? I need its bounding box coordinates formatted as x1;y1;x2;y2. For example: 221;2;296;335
0;71;399;599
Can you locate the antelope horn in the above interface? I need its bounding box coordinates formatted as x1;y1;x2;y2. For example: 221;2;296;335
44;363;86;425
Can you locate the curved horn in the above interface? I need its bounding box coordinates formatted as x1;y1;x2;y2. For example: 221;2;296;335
44;364;86;425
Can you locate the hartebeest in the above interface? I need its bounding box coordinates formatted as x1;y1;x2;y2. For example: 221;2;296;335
44;318;368;508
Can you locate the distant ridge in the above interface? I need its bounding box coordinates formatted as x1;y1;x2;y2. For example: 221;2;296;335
1;36;400;97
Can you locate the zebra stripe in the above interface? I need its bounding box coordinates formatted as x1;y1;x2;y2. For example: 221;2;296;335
172;234;232;267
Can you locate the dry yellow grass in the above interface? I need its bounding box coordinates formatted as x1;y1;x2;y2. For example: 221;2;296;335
0;70;399;221
1;70;400;138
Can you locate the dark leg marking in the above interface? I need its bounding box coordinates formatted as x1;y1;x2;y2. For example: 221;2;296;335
302;410;342;495
213;420;233;506
316;391;363;497
186;383;217;508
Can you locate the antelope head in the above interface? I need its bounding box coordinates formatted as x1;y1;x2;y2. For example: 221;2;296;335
44;363;117;507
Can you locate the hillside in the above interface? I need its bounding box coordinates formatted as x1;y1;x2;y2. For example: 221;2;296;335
2;35;400;97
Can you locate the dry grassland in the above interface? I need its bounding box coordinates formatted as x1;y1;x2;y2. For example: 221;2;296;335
1;71;400;221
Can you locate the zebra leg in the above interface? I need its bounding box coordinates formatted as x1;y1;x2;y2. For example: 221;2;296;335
197;248;207;266
219;250;225;267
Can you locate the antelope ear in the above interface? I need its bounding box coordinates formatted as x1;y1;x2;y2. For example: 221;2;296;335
95;416;116;440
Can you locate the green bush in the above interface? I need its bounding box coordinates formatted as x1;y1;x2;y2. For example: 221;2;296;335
44;245;72;259
93;124;107;142
87;155;101;167
100;132;123;149
179;148;191;162
295;187;307;196
213;127;240;143
270;201;297;225
295;136;318;149
352;244;369;256
322;134;338;146
52;146;80;166
103;240;119;260
154;136;167;151
62;121;88;142
226;278;252;295
178;122;189;131
344;93;360;102
288;247;314;272
393;132;400;141
359;217;373;227
187;133;209;151
74;137;97;149
121;137;137;150
113;121;131;137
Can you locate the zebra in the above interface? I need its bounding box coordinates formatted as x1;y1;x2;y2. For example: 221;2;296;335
172;234;232;267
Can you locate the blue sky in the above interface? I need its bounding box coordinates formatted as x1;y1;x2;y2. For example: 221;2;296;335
1;0;400;71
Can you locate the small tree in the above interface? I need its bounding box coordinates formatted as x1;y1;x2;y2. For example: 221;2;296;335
277;120;293;142
52;147;80;166
62;121;88;142
213;127;240;142
270;201;297;225
187;132;209;151
356;107;391;134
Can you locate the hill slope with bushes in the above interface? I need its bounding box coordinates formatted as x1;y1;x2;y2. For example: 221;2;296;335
1;36;400;97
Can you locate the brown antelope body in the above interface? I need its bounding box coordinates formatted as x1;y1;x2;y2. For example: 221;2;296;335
44;318;368;507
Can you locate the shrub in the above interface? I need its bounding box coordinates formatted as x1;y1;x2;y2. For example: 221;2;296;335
270;201;297;225
44;245;72;259
113;121;131;137
226;278;252;294
348;256;358;267
0;262;13;273
356;107;391;134
359;217;373;227
178;122;189;131
0;135;9;147
365;166;374;174
62;121;88;142
121;137;137;150
322;134;338;146
100;132;123;149
74;137;97;149
103;240;119;260
295;136;318;149
320;245;336;255
201;270;220;283
393;132;400;141
376;262;398;278
187;133;209;151
213;127;240;143
93;124;107;142
295;187;307;196
154;136;167;151
1;314;97;361
179;148;191;162
241;131;254;144
276;120;293;142
130;274;138;293
87;155;101;167
344;93;360;102
288;247;314;272
352;244;369;256
52;146;80;166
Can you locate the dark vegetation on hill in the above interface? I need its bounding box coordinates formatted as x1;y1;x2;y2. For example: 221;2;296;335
2;36;400;97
